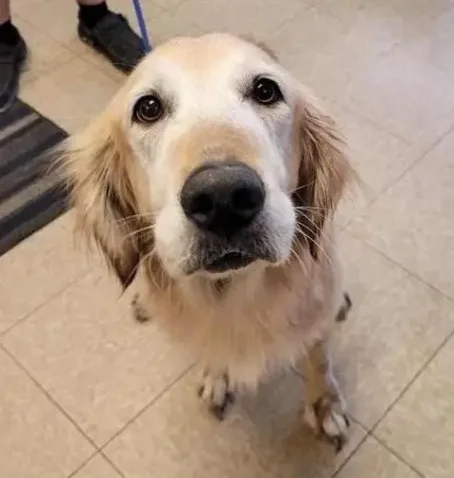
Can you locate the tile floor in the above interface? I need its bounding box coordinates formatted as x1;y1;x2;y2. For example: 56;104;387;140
1;0;454;476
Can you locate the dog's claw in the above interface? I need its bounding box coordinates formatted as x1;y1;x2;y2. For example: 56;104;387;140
210;391;235;421
332;435;345;454
198;373;235;420
304;396;350;452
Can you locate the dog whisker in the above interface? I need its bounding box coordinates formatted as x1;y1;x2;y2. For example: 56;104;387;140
120;223;156;244
115;212;156;225
295;219;332;266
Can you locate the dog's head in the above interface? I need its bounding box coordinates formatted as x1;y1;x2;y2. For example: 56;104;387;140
62;34;352;287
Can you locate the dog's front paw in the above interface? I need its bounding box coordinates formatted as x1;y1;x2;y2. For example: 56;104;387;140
198;372;235;420
304;395;350;452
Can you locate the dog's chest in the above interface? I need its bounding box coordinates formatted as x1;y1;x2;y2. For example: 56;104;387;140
156;270;337;387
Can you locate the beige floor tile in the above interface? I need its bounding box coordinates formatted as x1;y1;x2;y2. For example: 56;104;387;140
12;0;47;18
236;373;366;478
315;0;452;26
269;7;352;98
16;0;84;54
71;454;122;478
15;0;161;84
0;211;97;334
309;0;367;21
80;6;203;77
269;4;402;101
16;0;162;55
173;0;308;38
341;47;454;149
3;269;191;446
369;0;453;21
106;0;164;34
331;234;454;428
106;369;365;478
396;5;454;78
152;0;189;9
376;335;454;478
348;129;454;300
0;348;94;478
14;17;75;85
138;8;204;45
330;105;421;226
336;436;420;478
78;45;129;84
20;57;119;134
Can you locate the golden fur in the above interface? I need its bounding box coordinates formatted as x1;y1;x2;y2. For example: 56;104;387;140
60;33;355;447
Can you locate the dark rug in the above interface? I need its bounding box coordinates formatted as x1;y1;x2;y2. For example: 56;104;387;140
0;100;69;256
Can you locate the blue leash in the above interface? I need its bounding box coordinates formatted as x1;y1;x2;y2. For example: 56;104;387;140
132;0;152;52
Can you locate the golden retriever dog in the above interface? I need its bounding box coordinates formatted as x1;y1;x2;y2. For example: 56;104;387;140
61;33;354;450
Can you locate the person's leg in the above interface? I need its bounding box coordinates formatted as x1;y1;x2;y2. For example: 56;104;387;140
78;0;109;28
0;0;11;24
76;0;146;73
0;0;27;112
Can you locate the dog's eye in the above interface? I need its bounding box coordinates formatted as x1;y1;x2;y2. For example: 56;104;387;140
133;95;164;123
251;77;283;106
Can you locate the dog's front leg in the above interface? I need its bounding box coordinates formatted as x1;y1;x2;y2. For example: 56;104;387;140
198;370;235;420
301;342;349;452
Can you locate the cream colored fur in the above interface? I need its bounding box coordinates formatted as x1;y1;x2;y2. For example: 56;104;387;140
60;33;355;448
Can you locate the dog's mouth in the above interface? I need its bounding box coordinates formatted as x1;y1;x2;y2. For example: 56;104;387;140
203;251;256;273
184;224;278;276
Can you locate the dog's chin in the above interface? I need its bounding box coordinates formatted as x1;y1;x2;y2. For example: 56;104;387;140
185;249;278;280
204;251;256;273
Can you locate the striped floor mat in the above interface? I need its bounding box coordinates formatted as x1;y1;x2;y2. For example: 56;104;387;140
0;100;69;256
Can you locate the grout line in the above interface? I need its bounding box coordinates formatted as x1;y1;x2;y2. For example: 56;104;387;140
372;435;426;478
15;14;123;92
65;450;100;478
368;326;454;435
2;320;195;449
335;100;415;147
343;120;454;232
99;451;127;478
1;305;194;477
331;430;372;478
346;229;454;305
63;450;127;478
99;363;195;451
159;0;192;12
264;0;316;37
0;268;93;339
16;14;81;58
339;232;454;437
0;342;101;447
2;336;194;460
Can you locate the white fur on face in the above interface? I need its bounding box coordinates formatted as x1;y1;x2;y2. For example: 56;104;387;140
125;35;299;278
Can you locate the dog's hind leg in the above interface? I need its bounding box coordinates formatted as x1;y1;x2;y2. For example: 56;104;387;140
302;342;350;452
198;370;235;420
131;293;152;323
335;293;352;323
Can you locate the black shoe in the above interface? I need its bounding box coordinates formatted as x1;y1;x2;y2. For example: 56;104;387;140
0;36;27;113
78;12;146;73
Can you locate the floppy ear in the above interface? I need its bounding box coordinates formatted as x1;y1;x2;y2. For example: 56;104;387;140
293;95;353;260
60;113;149;288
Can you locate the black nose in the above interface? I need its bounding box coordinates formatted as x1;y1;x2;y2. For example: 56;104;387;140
180;161;265;236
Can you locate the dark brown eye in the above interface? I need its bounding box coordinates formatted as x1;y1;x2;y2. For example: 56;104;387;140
133;95;163;123
251;77;283;105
